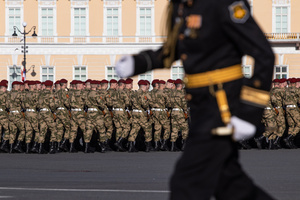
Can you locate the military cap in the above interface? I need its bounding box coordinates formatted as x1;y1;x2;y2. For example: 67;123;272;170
24;80;29;84
41;82;45;85
60;79;68;84
289;78;297;83
159;80;166;84
44;80;53;86
1;80;8;84
101;79;109;84
125;78;133;84
85;79;92;83
145;80;150;85
167;79;175;83
12;81;19;86
110;79;118;84
174;79;183;84
90;80;98;85
0;80;8;87
138;80;147;85
55;80;61;85
35;80;41;84
76;80;83;84
0;81;8;87
151;79;159;86
96;80;102;84
118;79;125;84
28;81;35;86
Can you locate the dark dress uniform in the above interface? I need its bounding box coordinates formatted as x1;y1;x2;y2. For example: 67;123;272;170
125;0;275;199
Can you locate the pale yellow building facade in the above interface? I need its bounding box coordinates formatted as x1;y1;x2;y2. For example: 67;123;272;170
0;0;299;89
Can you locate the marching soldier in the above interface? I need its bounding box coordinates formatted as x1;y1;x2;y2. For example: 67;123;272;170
115;0;275;199
127;80;153;152
0;80;10;153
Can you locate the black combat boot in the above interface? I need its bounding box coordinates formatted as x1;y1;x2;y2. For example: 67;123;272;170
114;137;126;152
56;142;62;153
170;142;180;152
239;140;252;150
153;141;160;151
0;140;9;153
104;139;112;151
13;140;24;153
49;142;56;154
254;135;265;149
268;139;278;150
273;136;282;149
69;143;78;153
9;143;14;154
25;143;31;154
128;141;138;153
30;142;39;153
98;142;106;153
38;143;47;154
160;140;169;151
181;140;186;151
59;139;69;152
84;142;93;153
145;142;154;152
284;135;297;149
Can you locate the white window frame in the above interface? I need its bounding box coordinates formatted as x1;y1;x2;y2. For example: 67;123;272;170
103;0;122;42
272;0;291;33
136;0;155;42
73;66;88;81
170;60;184;80
242;65;252;78
105;66;119;81
7;65;22;91
274;65;288;79
5;1;24;40
70;0;90;42
38;0;57;42
40;66;55;82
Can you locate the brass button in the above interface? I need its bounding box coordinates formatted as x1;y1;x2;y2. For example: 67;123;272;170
253;79;261;88
181;54;188;61
179;34;185;40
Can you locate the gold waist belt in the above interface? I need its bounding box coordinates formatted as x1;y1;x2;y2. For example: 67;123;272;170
184;64;243;88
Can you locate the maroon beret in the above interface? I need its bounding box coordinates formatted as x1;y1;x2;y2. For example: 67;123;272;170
110;79;118;84
174;79;183;84
60;79;68;84
55;80;61;85
125;78;133;84
159;80;166;84
85;79;92;83
101;79;109;84
118;79;126;84
138;80;147;86
44;80;53;86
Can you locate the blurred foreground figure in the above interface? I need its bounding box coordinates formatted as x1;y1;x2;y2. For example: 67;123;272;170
116;0;275;199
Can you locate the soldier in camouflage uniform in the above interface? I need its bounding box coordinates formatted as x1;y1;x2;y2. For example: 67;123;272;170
283;78;300;149
169;79;189;151
23;81;40;153
148;80;171;151
0;80;10;153
7;81;26;153
38;80;58;154
99;79;113;150
128;80;153;152
84;80;107;153
124;78;134;133
69;80;87;153
54;79;71;152
107;79;130;151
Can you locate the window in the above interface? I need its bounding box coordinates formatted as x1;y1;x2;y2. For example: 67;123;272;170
139;71;152;82
8;66;21;90
8;8;21;35
107;8;118;36
274;65;288;79
171;66;185;80
275;7;288;33
41;8;54;36
140;8;151;36
74;66;87;81
41;66;55;82
74;8;87;36
106;66;119;81
242;65;252;78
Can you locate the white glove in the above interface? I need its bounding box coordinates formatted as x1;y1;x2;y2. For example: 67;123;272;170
228;116;256;141
115;55;134;78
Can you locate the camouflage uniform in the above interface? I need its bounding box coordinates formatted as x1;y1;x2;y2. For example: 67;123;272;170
261;101;278;140
85;89;107;144
23;89;40;144
38;89;57;144
0;90;10;143
128;89;152;149
270;87;286;137
169;89;189;145
99;88;114;140
54;88;71;142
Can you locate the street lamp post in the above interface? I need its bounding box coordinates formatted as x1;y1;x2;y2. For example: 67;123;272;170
12;22;37;81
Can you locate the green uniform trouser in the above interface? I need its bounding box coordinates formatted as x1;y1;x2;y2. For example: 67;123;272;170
104;112;113;140
9;112;25;144
170;110;189;142
0;112;10;142
69;110;86;143
25;111;40;144
275;108;286;137
85;111;107;143
286;107;300;136
39;111;57;143
128;111;152;142
261;119;277;140
56;109;71;141
113;110;130;140
152;110;170;141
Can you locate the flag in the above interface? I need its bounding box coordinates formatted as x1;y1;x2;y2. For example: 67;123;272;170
21;66;26;82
